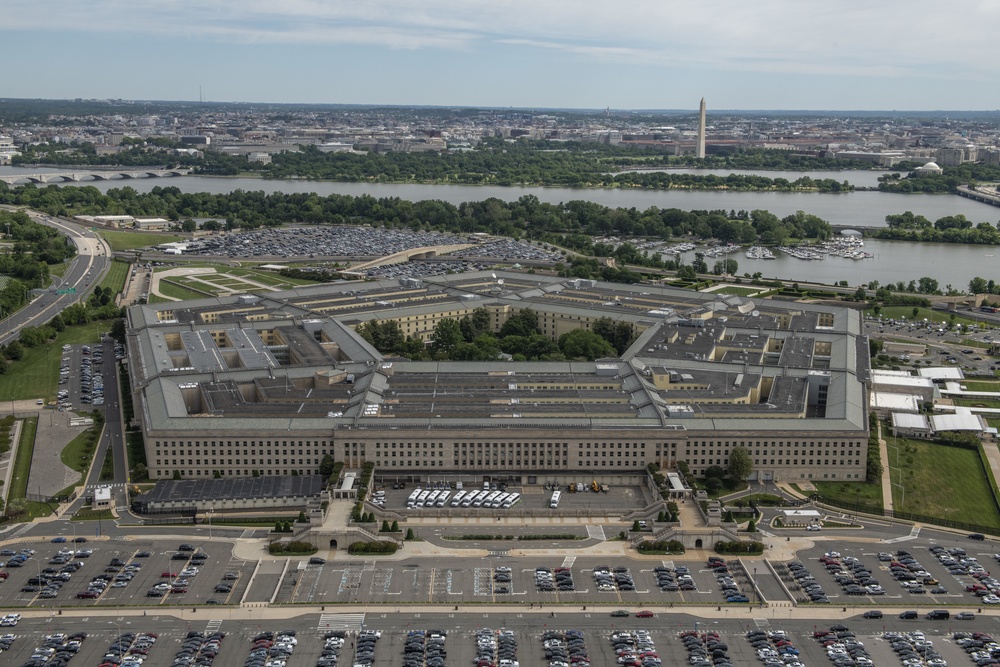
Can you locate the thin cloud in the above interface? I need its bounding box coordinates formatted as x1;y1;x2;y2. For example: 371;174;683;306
2;0;998;78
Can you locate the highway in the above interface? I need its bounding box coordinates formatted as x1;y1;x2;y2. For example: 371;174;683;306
0;212;111;346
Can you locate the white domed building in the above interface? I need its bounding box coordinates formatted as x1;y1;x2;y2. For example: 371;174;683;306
914;161;943;175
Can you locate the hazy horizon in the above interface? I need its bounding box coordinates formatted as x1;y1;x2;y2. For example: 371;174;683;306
2;1;998;111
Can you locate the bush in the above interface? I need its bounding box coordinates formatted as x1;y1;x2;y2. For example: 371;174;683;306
715;540;764;555
405;528;415;541
636;539;685;555
268;540;315;555
348;540;398;555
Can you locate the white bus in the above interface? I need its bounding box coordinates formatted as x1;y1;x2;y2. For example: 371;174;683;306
491;493;509;508
502;493;521;509
462;491;482;507
549;491;561;508
450;490;466;507
407;489;422;508
436;491;451;507
416;489;431;507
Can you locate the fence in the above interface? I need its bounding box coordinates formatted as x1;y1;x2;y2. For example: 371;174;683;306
24;490;77;504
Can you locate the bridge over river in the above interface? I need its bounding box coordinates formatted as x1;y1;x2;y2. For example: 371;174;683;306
0;169;190;185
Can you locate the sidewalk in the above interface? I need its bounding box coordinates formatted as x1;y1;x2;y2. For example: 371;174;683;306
877;421;893;512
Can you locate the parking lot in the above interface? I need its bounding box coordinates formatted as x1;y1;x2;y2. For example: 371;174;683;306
0;540;256;609
276;556;753;606
790;541;1000;608
0;612;992;667
376;483;649;515
56;338;121;412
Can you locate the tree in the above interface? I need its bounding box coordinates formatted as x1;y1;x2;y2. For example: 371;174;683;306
319;454;335;478
431;318;463;355
4;341;23;361
390;520;399;532
405;528;415;541
747;518;757;532
727;446;753;483
172;470;182;480
181;219;197;232
298;511;307;523
558;329;616;360
109;318;127;342
704;465;726;480
380;520;390;533
632;519;641;532
970;277;989;294
131;462;148;480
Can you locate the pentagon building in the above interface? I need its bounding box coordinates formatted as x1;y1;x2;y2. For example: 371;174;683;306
125;272;871;483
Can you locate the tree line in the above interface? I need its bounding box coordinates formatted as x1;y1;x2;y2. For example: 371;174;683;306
356;308;635;362
0;183;833;250
871;211;1000;245
877;162;1000;194
16;138;876;191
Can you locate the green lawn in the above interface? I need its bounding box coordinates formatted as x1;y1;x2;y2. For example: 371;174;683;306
157;279;213;301
886;435;1000;529
48;262;70;279
874;306;982;328
812;480;884;511
0;320;111;401
954;398;1000;410
8;417;37;503
97;259;130;296
711;285;761;296
98;230;183;252
962;381;1000;392
60;428;97;474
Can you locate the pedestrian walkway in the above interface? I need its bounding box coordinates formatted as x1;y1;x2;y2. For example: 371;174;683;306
877;421;893;512
317;613;366;632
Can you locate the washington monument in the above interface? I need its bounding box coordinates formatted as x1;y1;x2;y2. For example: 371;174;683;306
697;97;706;159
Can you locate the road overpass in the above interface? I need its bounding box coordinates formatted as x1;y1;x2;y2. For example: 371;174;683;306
957;184;1000;207
0;168;190;185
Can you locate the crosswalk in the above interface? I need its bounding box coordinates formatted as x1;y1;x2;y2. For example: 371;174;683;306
884;524;921;543
586;525;605;540
561;556;577;568
317;613;366;632
205;620;223;634
240;529;257;538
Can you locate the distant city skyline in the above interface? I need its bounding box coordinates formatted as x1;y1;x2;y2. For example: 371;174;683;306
2;1;999;111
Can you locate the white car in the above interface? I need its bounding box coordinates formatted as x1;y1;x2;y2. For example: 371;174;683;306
0;613;20;626
806;524;821;531
983;595;1000;604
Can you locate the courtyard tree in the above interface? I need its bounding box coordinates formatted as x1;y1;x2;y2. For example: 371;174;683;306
727;446;753;483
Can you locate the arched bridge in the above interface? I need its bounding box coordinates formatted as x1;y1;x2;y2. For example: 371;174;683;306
0;169;191;185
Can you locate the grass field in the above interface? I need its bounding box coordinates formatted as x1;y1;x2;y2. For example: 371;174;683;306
711;285;761;296
157;279;212;301
962;381;1000;392
98;230;183;252
97;259;130;296
886;435;1000;529
60;428;96;474
812;480;884;511
954;398;1000;409
8;417;36;504
48;262;70;279
0;320;111;401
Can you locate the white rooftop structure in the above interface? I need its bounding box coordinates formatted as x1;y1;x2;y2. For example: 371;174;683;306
782;509;821;517
871;391;920;414
930;411;987;433
918;367;965;381
892;412;930;432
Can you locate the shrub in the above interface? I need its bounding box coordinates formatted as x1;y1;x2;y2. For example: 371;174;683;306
348;540;398;555
636;539;685;555
715;540;764;555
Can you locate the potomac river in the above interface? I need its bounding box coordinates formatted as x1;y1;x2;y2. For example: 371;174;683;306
2;166;998;287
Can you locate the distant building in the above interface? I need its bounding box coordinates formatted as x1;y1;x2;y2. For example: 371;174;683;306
936;147;964;166
248;152;272;165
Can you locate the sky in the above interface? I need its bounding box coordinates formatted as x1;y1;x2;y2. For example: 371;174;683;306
2;0;999;111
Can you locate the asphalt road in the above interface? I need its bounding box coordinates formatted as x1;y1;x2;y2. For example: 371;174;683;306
0;212;111;346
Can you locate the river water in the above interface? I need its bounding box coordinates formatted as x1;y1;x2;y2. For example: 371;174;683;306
2;166;998;286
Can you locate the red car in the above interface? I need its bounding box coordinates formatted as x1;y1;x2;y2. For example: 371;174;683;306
635;610;654;618
161;571;178;578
